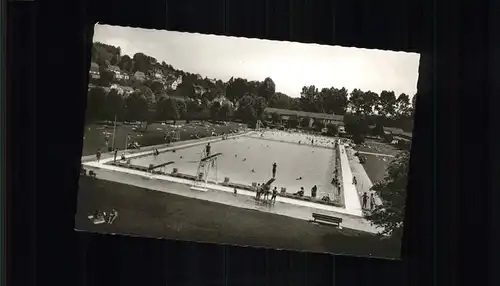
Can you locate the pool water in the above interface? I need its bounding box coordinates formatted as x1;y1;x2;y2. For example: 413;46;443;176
131;134;339;198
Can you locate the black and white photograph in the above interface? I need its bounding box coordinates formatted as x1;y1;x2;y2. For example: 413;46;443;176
76;24;420;259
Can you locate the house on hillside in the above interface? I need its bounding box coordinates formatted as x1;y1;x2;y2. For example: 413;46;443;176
110;84;135;97
171;76;183;90
263;107;344;128
134;71;146;82
107;65;121;77
152;68;164;80
211;94;233;107
168;95;188;102
89;62;100;79
116;72;130;80
193;84;206;96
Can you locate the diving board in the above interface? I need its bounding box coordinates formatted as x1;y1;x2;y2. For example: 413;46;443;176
148;161;175;171
201;152;223;162
263;178;276;187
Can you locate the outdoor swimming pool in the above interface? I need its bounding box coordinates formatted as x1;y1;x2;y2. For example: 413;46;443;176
130;134;339;198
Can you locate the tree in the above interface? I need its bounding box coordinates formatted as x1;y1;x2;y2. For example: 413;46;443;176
321;87;349;115
313;120;325;131
156;96;180;124
269;92;294;109
257;77;276;102
185;99;200;122
288;116;299;128
365;151;410;238
348;89;365;115
134;85;155;104
98;68;114;87
352;133;365;144
149;81;165;95
125;91;149;123
378;90;397;118
86;87;108;122
177;82;196;98
270;112;281;124
326;123;338;136
349;89;378;116
210;101;221;122
238;104;257;123
253;96;268;119
118;55;133;72
226;78;250;103
132;53;154;73
105;89;125;121
300;117;311;128
218;103;233;121
344;114;369;137
299;85;320;112
176;100;188;120
371;122;385;137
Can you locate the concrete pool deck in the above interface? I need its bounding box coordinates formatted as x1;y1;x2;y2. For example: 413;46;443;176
337;144;363;216
81;162;380;233
346;147;383;207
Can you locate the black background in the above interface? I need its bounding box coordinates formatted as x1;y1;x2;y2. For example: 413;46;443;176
7;0;499;285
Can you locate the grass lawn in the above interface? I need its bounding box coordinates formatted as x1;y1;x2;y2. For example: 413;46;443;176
361;155;394;184
75;177;401;259
81;121;246;156
354;141;400;184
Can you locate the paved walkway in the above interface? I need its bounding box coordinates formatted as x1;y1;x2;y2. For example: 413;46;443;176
337;144;363;216
346;147;383;208
82;163;379;233
85;159;361;217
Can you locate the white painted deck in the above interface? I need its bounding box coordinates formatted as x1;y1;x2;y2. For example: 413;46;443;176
84;160;361;217
338;144;363;216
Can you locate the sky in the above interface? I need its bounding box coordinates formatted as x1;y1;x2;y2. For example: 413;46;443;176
94;24;421;98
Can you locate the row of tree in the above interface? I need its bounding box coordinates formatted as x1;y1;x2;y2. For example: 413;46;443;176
86;87;237;127
90;42;416;133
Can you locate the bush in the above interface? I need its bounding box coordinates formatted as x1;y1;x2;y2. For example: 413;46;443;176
353;133;365;145
313;120;325;131
382;134;394;143
371;123;385;136
326;123;339;136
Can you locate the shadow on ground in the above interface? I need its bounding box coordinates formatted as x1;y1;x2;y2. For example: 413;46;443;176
75;177;401;259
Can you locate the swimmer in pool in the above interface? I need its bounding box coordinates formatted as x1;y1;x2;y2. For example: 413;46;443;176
243;158;247;161
296;176;303;180
180;156;183;159
235;154;237;157
252;169;255;173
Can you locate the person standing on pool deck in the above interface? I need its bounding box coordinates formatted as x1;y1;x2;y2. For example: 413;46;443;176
311;185;318;198
271;187;278;203
113;149;118;162
96;149;101;163
205;142;211;157
272;163;277;178
362;192;369;209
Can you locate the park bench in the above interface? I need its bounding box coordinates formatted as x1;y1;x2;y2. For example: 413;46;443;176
311;213;343;228
88;170;97;178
